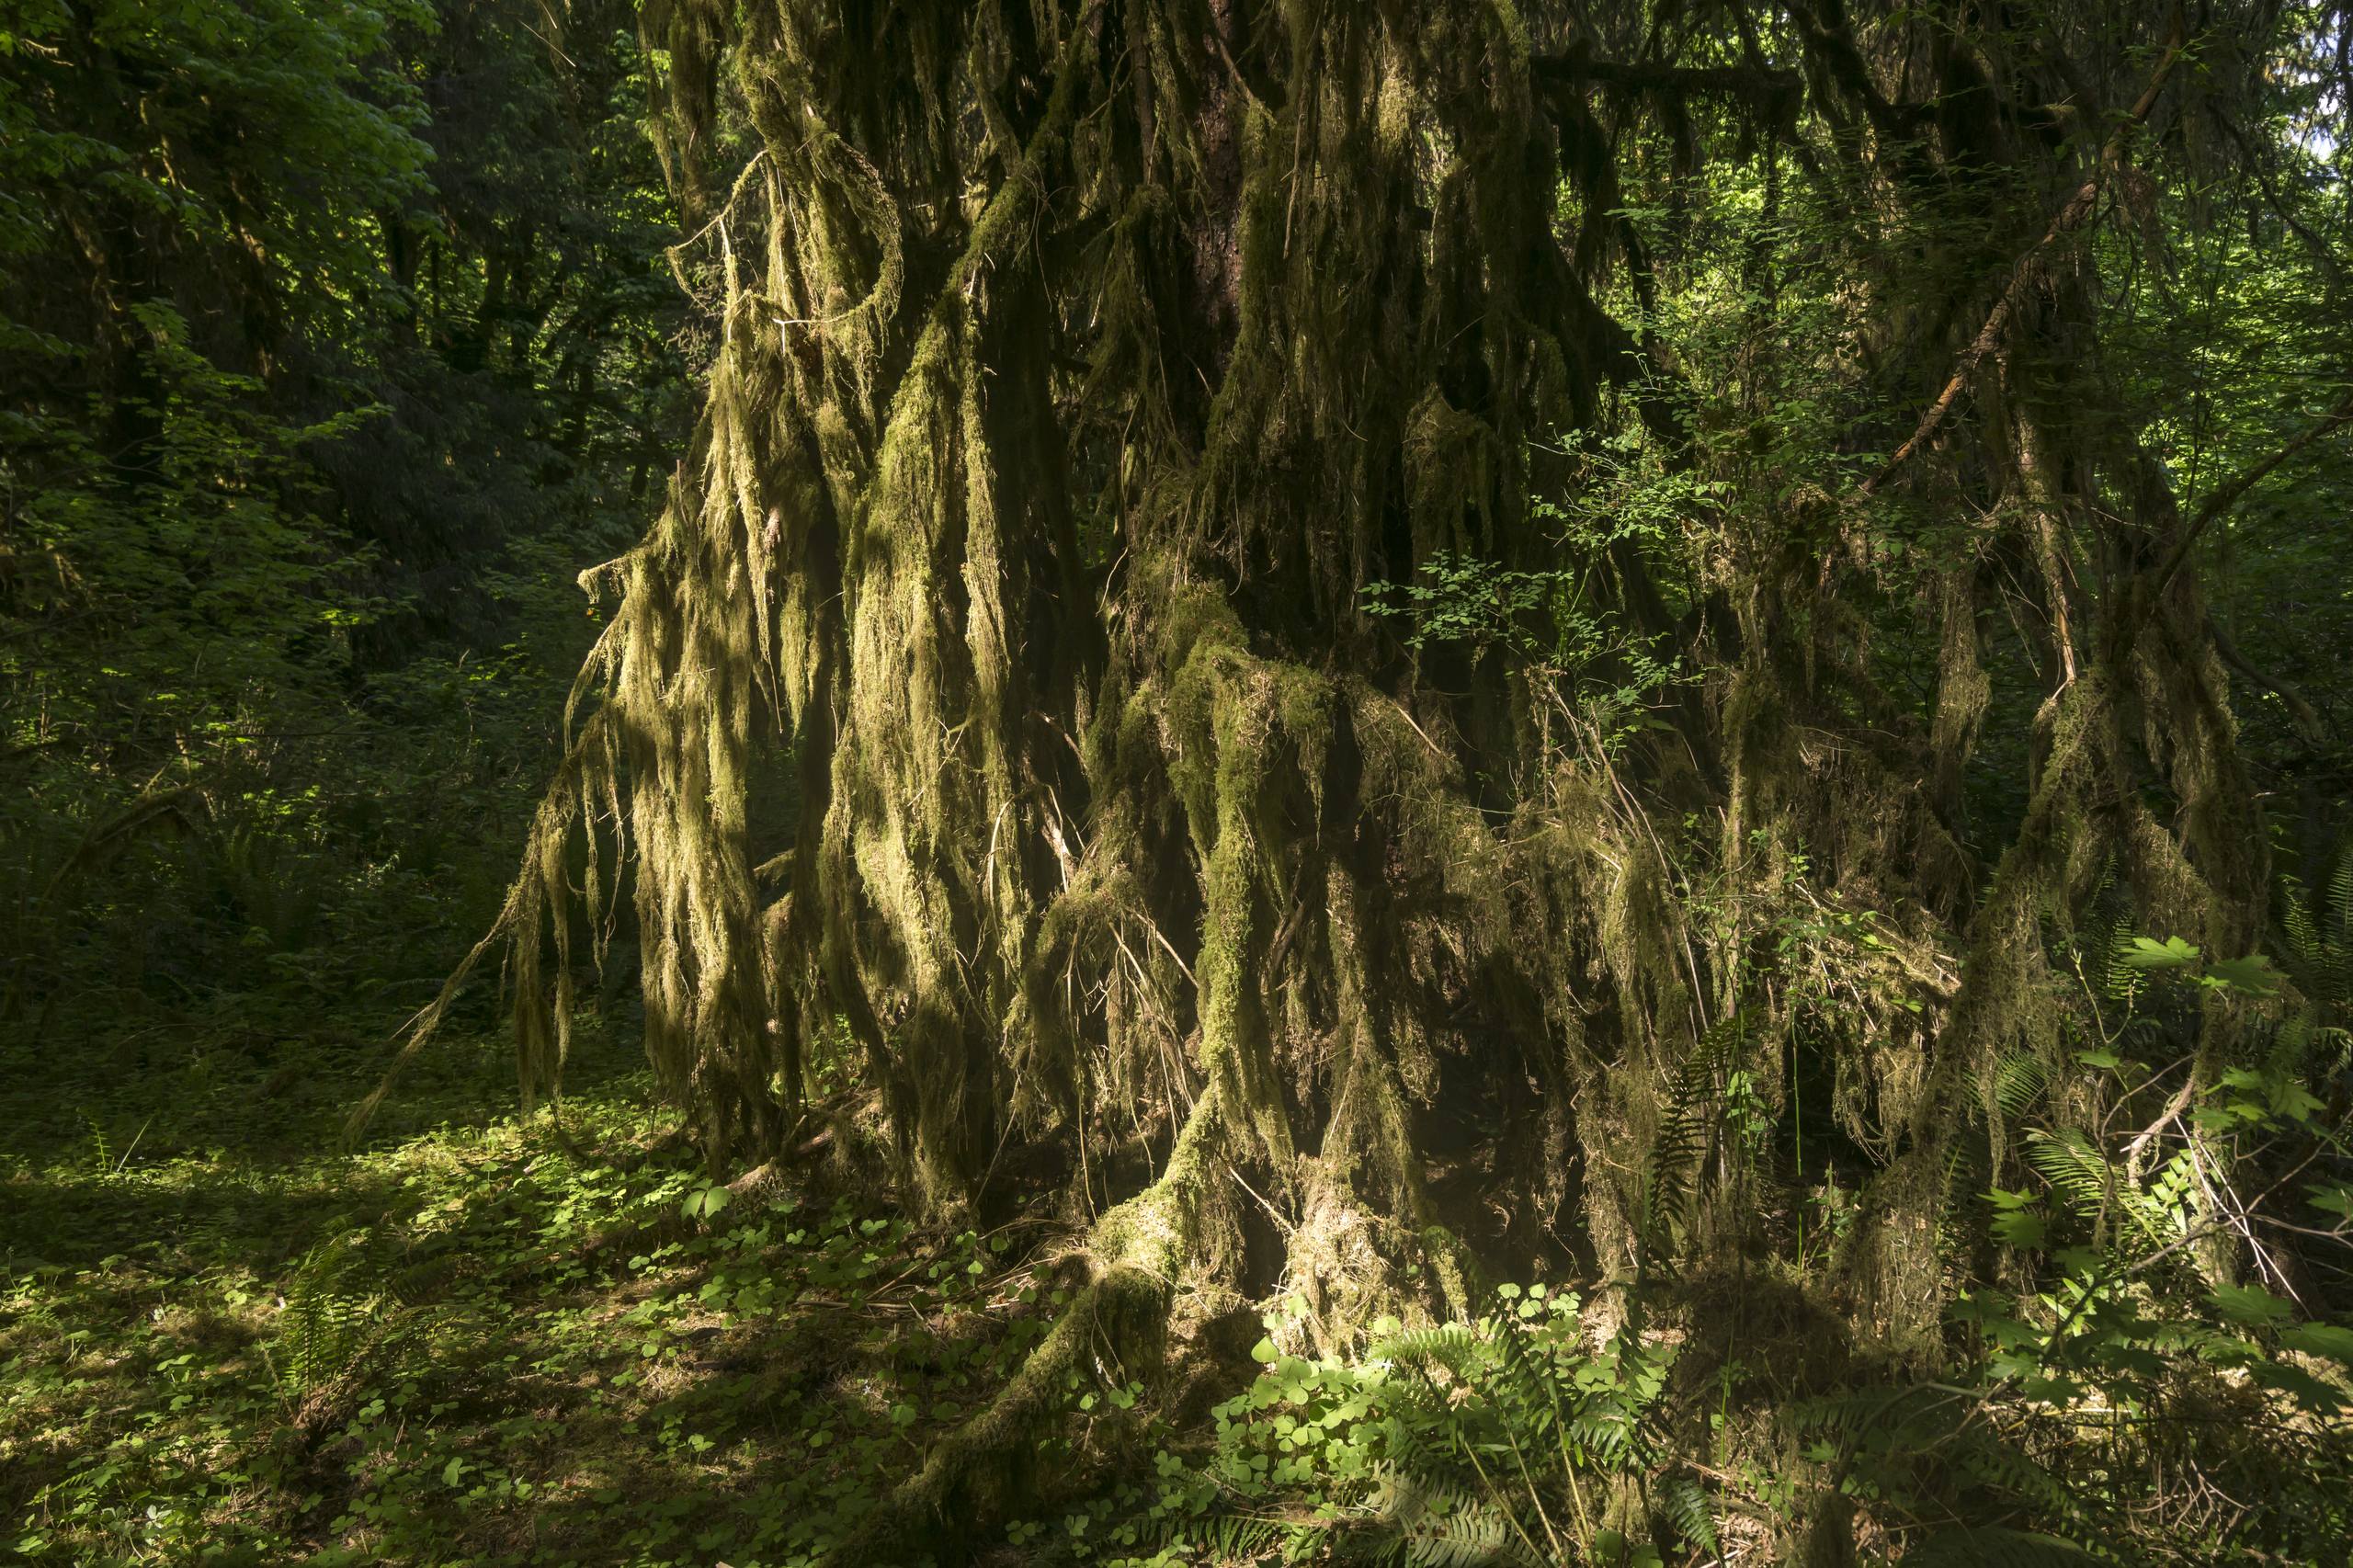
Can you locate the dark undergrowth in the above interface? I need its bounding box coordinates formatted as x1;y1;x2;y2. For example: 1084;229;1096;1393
7;982;2352;1567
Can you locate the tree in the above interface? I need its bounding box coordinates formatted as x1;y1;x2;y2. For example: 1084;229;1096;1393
0;0;685;1042
425;0;2353;1541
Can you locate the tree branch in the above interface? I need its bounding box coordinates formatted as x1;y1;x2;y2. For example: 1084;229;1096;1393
1781;0;1932;142
2127;385;2353;644
1859;8;2189;497
2207;614;2329;747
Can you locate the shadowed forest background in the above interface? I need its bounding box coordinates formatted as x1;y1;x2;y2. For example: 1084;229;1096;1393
6;2;2353;1565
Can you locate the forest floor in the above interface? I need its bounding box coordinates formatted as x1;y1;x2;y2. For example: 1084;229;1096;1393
0;1017;1222;1567
24;995;2336;1566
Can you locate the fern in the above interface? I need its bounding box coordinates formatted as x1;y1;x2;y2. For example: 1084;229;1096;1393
2303;842;2353;1005
1946;1432;2102;1539
275;1233;383;1398
1487;1308;1565;1449
1656;1471;1717;1554
1788;1383;2121;1561
1371;1467;1539;1568
2024;1129;2187;1260
1375;1323;1486;1378
2068;869;2136;1001
1639;1010;1753;1275
1359;1291;1672;1566
1993;1051;2051;1123
267;1227;451;1428
385;1249;477;1308
2275;836;2353;1074
1211;1515;1293;1561
1377;1379;1463;1480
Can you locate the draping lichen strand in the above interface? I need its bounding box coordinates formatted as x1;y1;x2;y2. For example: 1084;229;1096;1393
613;0;1654;1352
403;0;2290;1537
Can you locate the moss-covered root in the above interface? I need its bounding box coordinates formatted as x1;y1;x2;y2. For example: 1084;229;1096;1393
831;1086;1226;1562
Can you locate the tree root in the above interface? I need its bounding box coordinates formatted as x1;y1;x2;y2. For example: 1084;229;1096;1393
832;1085;1226;1562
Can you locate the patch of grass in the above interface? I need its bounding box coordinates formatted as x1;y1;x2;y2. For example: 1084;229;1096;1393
0;1017;1089;1567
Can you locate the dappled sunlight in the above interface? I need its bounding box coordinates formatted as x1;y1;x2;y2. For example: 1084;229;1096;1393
6;1;2353;1564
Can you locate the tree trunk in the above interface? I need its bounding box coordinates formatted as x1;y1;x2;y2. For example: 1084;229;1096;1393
408;0;2307;1540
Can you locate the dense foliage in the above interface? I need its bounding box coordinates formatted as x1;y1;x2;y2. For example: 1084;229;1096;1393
0;0;687;1042
5;3;2352;1567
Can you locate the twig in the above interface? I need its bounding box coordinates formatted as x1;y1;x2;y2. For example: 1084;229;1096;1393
2128;385;2353;643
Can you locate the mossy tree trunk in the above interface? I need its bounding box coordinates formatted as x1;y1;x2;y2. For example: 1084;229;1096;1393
402;0;2324;1534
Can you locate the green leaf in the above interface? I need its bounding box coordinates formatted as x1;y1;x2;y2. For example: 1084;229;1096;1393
2203;954;2281;994
2210;1282;2293;1326
1990;1209;2047;1249
2306;1182;2353;1219
2279;1323;2353;1364
2248;1358;2348;1412
2120;935;2200;971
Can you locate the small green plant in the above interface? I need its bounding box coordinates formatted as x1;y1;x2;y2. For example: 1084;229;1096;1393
1120;1285;1693;1566
264;1228;468;1434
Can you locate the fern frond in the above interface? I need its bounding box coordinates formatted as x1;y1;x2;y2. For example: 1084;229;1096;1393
385;1250;476;1308
1486;1311;1563;1446
1781;1383;1934;1449
2025;1128;2188;1262
1201;1514;1290;1562
1993;1052;2051;1123
2326;844;2353;963
1948;1433;2086;1523
1375;1324;1487;1379
2276;835;2353;1008
1657;1471;1717;1554
2280;878;2324;972
1371;1466;1536;1568
2024;1131;2116;1223
2065;870;2132;999
1640;1010;1752;1274
267;1226;448;1434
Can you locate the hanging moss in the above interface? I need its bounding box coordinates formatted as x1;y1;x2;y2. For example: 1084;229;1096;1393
370;1;2301;1534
